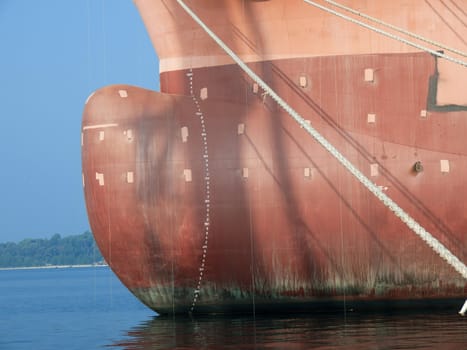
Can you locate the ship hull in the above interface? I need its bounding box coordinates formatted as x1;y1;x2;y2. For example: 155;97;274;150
82;1;467;314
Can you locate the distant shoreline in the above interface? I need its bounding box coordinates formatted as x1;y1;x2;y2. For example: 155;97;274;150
0;264;108;271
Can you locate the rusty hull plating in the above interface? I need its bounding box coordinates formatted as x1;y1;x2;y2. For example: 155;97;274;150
82;0;467;314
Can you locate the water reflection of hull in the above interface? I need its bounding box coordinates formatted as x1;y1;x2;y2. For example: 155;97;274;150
82;0;467;314
110;309;467;349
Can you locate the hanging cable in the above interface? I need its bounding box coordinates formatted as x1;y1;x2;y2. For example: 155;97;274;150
302;0;467;68
175;0;467;280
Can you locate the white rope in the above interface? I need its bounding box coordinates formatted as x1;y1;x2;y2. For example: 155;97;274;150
322;0;467;58
175;0;467;280
303;0;467;68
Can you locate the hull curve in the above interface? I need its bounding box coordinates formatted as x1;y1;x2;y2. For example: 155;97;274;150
82;0;467;314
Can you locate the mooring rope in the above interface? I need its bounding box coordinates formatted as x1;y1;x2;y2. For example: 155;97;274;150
320;0;467;58
303;0;467;68
175;0;467;309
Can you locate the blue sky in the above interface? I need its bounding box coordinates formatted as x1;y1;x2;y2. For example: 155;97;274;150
0;0;159;242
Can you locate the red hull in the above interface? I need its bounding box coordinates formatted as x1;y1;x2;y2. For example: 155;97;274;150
82;1;467;313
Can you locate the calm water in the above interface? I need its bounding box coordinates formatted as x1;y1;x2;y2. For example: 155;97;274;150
0;267;466;349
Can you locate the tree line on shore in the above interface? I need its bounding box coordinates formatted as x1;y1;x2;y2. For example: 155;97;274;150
0;231;103;268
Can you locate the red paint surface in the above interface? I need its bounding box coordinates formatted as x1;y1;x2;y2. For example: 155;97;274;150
83;52;466;313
